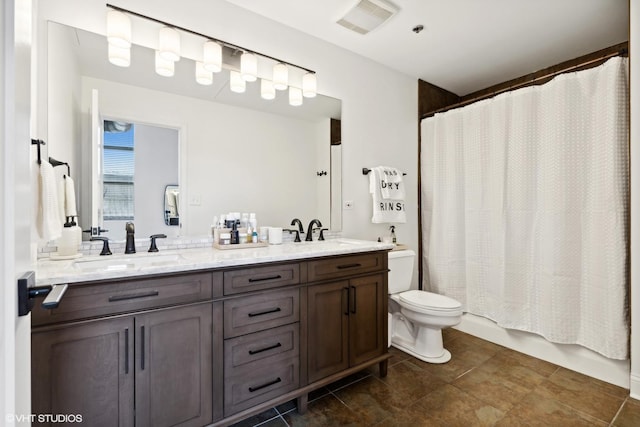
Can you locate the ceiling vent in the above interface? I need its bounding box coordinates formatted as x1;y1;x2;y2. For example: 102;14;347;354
337;0;399;35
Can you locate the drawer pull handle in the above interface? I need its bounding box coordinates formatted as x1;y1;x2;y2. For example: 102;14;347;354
248;275;282;283
124;328;129;374
337;263;362;270
343;287;349;315
141;326;145;371
248;307;282;317
248;342;282;355
108;290;159;302
350;286;356;314
248;377;282;393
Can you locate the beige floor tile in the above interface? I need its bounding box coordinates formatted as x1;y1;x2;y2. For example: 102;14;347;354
235;332;633;427
496;390;608;426
612;397;640;427
534;367;627;422
409;384;505;426
282;394;362;427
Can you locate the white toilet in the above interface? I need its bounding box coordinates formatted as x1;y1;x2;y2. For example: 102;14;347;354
388;249;462;363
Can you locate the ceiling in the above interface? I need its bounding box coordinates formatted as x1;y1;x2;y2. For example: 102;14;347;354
224;0;629;96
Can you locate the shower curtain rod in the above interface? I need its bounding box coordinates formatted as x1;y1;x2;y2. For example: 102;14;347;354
427;47;628;117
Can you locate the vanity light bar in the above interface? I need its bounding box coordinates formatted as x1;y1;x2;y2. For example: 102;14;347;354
105;4;318;101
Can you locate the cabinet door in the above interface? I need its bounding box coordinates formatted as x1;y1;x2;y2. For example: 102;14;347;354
307;281;349;383
135;303;213;427
349;273;387;366
32;317;134;427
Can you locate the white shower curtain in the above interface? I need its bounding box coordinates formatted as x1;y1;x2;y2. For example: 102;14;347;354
421;57;629;359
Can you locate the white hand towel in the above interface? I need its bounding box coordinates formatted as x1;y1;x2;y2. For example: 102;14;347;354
64;176;78;217
37;161;62;241
377;166;405;200
369;166;406;224
57;176;66;224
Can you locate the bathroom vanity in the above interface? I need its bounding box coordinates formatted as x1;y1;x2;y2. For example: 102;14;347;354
31;240;392;427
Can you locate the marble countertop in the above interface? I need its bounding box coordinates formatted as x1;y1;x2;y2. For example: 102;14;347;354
36;239;395;285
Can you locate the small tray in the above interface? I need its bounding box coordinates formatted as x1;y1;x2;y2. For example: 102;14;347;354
213;242;269;250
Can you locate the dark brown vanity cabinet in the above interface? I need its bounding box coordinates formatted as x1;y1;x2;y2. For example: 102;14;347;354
32;251;390;427
307;272;387;383
31;272;217;427
32;316;135;427
306;253;387;383
222;264;301;417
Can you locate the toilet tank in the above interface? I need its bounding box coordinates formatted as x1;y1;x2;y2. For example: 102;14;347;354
387;249;415;294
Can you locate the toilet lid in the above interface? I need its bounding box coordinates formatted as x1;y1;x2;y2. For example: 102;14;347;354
399;290;461;311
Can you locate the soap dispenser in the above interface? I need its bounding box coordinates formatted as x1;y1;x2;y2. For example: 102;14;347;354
57;217;81;256
390;225;397;245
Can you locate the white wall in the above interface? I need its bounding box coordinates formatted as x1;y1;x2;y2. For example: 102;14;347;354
46;21;81;194
135;124;179;237
629;0;640;399
37;0;420;286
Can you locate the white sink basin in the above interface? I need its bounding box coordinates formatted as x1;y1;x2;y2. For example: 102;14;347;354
73;253;183;271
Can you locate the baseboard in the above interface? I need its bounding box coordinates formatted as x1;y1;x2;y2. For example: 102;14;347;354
630;373;640;399
454;313;630;389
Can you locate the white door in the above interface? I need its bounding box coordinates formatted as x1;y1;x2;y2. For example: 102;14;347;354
90;89;103;232
1;0;34;424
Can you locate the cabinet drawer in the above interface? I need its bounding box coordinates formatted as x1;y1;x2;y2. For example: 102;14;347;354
224;288;299;338
223;263;300;295
307;252;386;282
32;272;216;326
224;356;299;416
225;323;299;372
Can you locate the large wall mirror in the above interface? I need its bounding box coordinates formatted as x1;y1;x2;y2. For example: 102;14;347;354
47;21;342;241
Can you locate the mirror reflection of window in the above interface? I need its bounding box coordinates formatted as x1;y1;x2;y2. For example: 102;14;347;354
103;121;134;221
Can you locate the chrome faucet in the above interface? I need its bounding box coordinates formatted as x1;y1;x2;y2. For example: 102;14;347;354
305;219;323;241
125;222;136;254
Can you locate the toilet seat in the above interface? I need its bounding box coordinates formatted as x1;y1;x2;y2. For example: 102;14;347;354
397;290;462;316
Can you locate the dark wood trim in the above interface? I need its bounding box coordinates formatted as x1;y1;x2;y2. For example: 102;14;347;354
330;118;342;145
417;121;422;291
422;42;628;119
418;80;460;119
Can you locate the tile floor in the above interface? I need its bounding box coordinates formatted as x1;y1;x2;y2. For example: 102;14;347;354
231;329;640;427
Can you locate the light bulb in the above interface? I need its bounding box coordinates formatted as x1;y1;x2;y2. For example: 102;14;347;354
273;63;288;91
302;72;317;98
230;70;246;93
158;27;181;62
108;43;130;67
106;10;131;48
241;52;258;82
203;41;222;73
260;79;275;100
155;50;174;77
195;61;213;85
289;87;303;106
